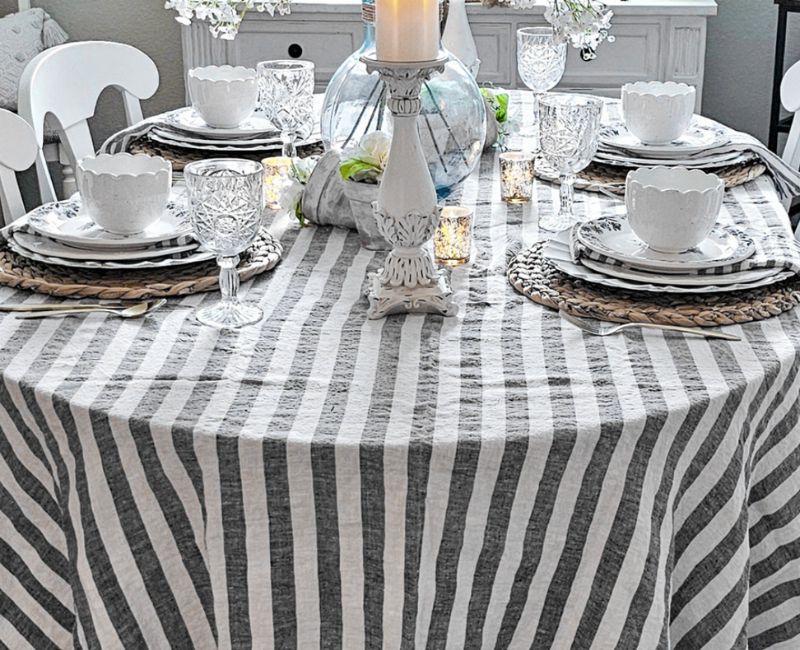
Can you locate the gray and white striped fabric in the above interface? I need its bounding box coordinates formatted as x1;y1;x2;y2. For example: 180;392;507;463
3;94;800;649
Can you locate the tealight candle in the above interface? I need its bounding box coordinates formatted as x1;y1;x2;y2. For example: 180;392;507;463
500;152;535;204
375;0;439;62
262;156;293;211
434;206;473;266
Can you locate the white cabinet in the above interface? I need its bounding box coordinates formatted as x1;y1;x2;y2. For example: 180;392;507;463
181;0;717;108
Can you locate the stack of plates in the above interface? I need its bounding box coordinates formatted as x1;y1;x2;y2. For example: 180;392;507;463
544;215;793;294
6;198;214;271
598;103;754;169
148;95;324;153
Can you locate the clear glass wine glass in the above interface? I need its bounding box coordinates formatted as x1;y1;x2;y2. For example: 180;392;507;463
184;159;265;330
258;60;315;158
538;93;603;232
516;27;567;145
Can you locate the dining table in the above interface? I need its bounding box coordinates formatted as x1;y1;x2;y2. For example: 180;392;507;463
2;94;800;650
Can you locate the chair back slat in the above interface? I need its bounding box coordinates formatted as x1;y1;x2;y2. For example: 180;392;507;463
0;109;38;224
18;41;159;203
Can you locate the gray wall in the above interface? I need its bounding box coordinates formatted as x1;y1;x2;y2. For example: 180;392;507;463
33;0;185;147
703;0;800;146
31;0;800;148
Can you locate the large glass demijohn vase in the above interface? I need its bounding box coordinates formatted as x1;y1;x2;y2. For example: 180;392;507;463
320;0;486;199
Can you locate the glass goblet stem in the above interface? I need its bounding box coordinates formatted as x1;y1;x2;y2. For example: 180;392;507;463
539;174;577;233
559;173;576;222
218;255;241;306
282;132;296;158
532;92;541;150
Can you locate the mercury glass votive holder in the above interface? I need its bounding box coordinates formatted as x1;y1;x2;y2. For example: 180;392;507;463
500;152;535;204
262;156;293;211
434;206;474;267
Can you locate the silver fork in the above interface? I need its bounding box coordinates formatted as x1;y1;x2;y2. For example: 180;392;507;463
13;299;167;320
560;311;741;342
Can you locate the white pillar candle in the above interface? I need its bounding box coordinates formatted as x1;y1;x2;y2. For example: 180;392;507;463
375;0;440;62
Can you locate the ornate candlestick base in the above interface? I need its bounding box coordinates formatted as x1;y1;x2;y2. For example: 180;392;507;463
362;54;458;319
366;268;456;318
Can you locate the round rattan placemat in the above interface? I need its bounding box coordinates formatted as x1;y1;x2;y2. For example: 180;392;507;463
129;137;325;171
0;231;283;300
508;242;800;327
535;158;767;196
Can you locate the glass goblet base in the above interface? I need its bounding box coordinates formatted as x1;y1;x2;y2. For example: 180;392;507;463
196;301;264;330
538;210;575;233
539;173;577;232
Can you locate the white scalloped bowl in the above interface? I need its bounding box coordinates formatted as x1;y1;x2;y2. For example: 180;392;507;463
625;166;724;253
77;154;172;235
188;65;258;128
622;81;697;145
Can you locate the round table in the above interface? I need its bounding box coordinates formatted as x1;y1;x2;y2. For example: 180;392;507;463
2;132;800;650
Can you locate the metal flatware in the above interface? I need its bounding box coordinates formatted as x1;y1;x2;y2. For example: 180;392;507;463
13;299;167;320
586;184;624;202
560;311;741;342
0;302;130;313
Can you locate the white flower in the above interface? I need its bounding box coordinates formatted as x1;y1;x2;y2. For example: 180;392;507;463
291;156;317;185
358;131;392;168
506;0;613;59
277;176;304;214
545;0;614;60
165;0;292;39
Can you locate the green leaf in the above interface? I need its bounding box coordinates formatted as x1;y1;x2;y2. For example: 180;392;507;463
295;198;306;227
340;159;381;182
495;93;509;123
480;88;509;124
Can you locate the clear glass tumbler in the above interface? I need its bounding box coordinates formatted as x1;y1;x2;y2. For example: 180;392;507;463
184;159;265;330
516;27;567;145
539;93;603;232
258;60;316;157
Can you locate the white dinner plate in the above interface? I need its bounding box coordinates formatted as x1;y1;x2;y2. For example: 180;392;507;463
594;150;749;169
7;236;214;270
600;114;731;157
160;107;279;138
579;257;781;287
157;95;325;140
577;215;755;272
27;199;192;250
12;230;198;261
147;131;290;153
544;233;792;294
150;126;282;148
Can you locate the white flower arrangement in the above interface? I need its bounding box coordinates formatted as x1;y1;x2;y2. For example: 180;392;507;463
544;0;614;61
277;156;317;225
339;132;392;185
483;0;614;61
165;0;292;40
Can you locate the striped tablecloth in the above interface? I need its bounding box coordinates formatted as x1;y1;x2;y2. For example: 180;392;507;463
3;110;800;649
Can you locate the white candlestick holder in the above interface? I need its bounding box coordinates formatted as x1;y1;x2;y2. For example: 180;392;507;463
361;54;457;319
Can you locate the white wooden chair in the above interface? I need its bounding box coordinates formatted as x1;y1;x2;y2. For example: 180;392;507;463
17;41;159;204
781;60;800;172
781;60;800;234
0;108;38;224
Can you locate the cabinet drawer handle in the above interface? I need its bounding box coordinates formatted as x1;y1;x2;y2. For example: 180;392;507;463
288;43;303;59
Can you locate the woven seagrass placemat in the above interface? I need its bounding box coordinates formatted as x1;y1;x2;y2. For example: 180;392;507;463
508;241;800;327
0;231;282;300
129;137;325;171
535;158;767;196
